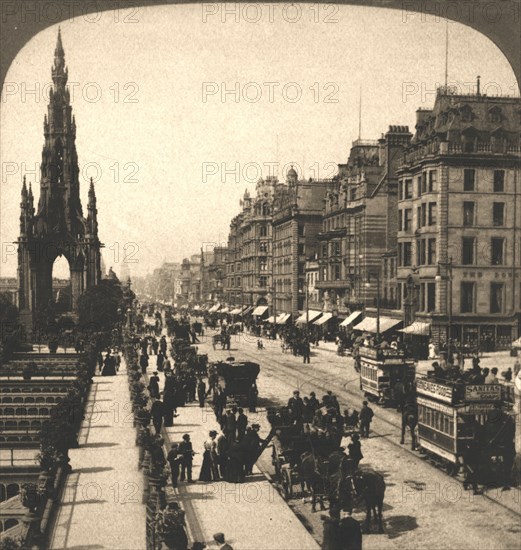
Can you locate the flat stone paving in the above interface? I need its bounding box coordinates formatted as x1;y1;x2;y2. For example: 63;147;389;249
49;357;146;550
162;400;319;550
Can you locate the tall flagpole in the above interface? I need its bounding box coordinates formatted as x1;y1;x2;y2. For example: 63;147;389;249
358;85;362;140
444;18;449;89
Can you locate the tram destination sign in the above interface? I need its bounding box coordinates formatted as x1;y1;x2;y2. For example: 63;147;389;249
464;384;502;402
416;378;454;403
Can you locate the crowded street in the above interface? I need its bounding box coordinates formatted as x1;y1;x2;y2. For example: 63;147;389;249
127;311;521;550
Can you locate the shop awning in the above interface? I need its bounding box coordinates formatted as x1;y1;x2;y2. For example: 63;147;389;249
193;305;201;311
230;308;242;315
314;312;333;326
340;311;362;327
208;304;221;313
242;306;254;315
511;337;521;348
220;307;229;313
398;321;431;336
252;305;269;316
266;316;276;324
353;316;402;333
295;310;322;324
276;313;291;325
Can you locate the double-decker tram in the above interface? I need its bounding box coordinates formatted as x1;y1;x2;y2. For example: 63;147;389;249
416;374;514;478
358;346;416;405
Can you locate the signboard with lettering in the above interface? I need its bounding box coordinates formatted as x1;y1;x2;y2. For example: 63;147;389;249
460;403;497;414
464;385;501;402
417;397;455;416
416;378;454;403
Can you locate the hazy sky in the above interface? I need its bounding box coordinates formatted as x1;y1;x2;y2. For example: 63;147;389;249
0;3;517;278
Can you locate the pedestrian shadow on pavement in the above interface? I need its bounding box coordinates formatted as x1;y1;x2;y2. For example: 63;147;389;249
384;515;419;539
74;466;114;474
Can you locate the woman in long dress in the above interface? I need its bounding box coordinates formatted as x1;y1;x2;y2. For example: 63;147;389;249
199;431;217;481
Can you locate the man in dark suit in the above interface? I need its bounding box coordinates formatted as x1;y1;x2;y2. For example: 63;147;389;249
287;390;304;425
150;398;165;435
178;434;194;482
236;408;248;441
225;407;238;442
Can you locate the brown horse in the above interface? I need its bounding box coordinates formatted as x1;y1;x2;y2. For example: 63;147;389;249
345;469;386;533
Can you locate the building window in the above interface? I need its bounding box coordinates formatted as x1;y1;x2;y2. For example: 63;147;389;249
404;209;412;231
404;179;412;199
463;202;475;226
416;206;422;229
421;204;427;227
416;239;426;265
260;225;268;237
491;238;504;265
298;225;305;236
428;202;437;225
403;242;412;266
462;237;476;265
417;176;422;197
493;203;505;226
259;276;267;288
298;243;305;255
398;210;403;231
427;283;436;312
428;170;437;192
460;282;475;313
322;244;328;257
421;172;428;194
259;241;268;253
334;242;341;255
321;266;326;281
260;260;267;271
334;265;340;280
493;170;505;192
463;169;475;191
427;238;436;265
490;283;504;313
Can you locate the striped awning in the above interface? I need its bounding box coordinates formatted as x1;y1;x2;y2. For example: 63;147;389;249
276;313;291;325
252;305;269;316
339;310;362;327
314;312;333;326
208;304;221;313
230;308;242;315
295;310;322;324
353;316;402;333
398;322;431;336
220;307;229;313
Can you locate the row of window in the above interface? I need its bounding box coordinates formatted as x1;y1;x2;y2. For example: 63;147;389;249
463;201;505;226
400;169;506;199
399;202;437;231
398;237;505;267
461;281;506;314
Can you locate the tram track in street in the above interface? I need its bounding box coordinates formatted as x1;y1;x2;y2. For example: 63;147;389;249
212;340;521;519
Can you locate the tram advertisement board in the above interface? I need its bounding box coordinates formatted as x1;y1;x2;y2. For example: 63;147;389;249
416;378;454;403
464;384;502;402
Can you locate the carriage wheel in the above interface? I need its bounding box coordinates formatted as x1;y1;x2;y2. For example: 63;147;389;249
281;469;293;500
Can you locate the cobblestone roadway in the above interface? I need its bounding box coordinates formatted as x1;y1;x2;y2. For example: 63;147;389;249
195;328;521;550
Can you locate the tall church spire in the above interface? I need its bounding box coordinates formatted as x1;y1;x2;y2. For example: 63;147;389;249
52;27;68;88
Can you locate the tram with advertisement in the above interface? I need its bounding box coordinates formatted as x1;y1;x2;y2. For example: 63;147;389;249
416;374;514;475
358;346;416;404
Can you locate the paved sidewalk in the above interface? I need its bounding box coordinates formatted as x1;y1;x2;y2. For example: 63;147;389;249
49;357;146;550
162;402;319;550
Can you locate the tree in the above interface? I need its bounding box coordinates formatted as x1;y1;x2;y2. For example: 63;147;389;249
0;293;19;361
77;279;126;334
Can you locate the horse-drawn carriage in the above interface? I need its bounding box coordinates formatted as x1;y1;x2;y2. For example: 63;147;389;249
358;345;416;405
265;406;386;531
208;360;260;408
171;339;207;375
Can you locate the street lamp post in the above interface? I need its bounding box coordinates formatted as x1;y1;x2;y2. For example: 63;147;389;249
436;257;453;364
365;272;381;342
